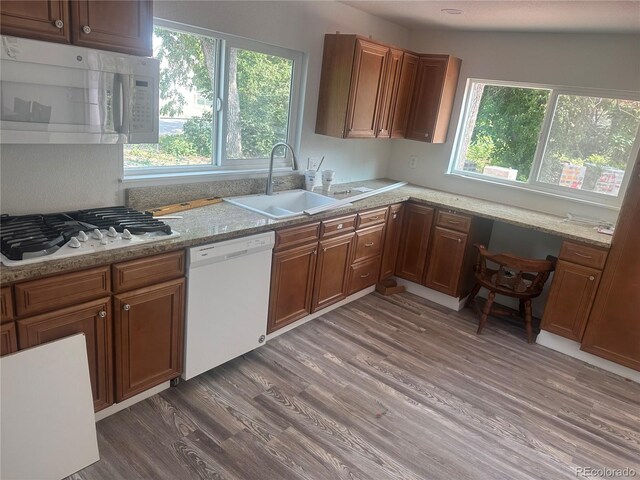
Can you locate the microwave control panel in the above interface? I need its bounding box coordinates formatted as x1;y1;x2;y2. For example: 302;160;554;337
130;76;154;134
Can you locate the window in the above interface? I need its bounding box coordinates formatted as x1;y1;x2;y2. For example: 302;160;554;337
450;80;640;204
124;21;303;175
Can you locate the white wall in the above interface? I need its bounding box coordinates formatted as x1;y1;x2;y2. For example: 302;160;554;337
388;31;640;223
1;1;409;214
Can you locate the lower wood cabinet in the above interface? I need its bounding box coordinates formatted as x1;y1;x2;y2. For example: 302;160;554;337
268;243;318;333
312;233;354;312
1;322;18;357
395;203;435;283
540;260;601;341
16;297;113;411
348;256;381;295
380;204;404;280
114;278;185;402
424;226;468;296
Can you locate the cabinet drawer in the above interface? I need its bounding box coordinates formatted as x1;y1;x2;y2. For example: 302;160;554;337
113;251;185;293
1;286;14;323
559;241;608;270
435;210;472;233
356;207;388;229
348;256;381;295
14;266;110;317
275;222;320;251
353;224;385;263
320;215;356;238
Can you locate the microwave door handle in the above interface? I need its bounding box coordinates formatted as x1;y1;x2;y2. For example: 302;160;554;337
121;76;131;135
113;74;122;133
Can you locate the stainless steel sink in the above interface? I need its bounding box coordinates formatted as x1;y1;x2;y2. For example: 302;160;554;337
224;189;349;219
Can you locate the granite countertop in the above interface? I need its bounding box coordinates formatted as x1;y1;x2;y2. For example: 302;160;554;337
0;179;613;285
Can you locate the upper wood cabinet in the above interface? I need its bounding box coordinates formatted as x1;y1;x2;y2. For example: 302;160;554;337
315;34;461;143
390;52;419;138
0;0;70;44
71;0;153;56
405;55;461;143
0;0;152;56
378;48;404;138
581;156;640;371
315;35;389;139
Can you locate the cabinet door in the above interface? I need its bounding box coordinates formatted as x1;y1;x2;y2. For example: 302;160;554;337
17;297;113;411
541;261;601;342
390;52;419;138
0;1;70;44
377;48;404;138
268;243;318;333
581;157;640;370
312;233;354;312
114;278;184;402
395;204;435;283
424;227;468;296
70;0;152;56
1;322;18;357
345;39;389;138
405;55;461;143
380;204;405;280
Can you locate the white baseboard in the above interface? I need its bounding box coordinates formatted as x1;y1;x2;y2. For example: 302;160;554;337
536;331;639;383
266;286;376;340
393;277;466;311
94;382;170;422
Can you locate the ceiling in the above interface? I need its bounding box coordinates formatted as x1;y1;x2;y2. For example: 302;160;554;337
341;1;640;33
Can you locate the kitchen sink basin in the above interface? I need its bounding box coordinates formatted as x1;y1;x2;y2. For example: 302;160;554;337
225;189;349;219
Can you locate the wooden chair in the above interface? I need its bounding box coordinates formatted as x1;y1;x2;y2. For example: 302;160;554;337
466;245;556;343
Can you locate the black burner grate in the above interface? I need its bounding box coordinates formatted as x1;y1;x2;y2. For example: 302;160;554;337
0;207;172;261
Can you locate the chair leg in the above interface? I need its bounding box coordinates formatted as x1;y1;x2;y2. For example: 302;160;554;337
477;291;495;335
465;283;481;310
524;299;534;344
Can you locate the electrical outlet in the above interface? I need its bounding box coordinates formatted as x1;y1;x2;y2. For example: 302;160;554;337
409;155;418;169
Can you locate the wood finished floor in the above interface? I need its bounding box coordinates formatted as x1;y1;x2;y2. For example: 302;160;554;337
70;292;640;480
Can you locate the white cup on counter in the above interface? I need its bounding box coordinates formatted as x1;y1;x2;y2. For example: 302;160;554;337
321;169;335;192
304;169;318;191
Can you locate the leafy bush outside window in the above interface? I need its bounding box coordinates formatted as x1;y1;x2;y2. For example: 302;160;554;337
450;80;640;203
124;22;302;174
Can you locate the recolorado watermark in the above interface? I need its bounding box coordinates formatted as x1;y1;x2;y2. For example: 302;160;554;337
576;467;637;478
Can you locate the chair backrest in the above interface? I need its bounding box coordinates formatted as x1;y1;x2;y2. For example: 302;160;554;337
473;244;556;297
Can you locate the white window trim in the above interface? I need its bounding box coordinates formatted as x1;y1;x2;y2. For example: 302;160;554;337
123;18;307;180
448;78;640;208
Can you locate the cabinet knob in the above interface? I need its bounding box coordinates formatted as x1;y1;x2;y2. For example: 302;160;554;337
82;25;92;34
364;242;375;247
589;276;595;281
457;238;462;243
98;311;106;318
312;249;317;255
425;132;430;139
392;213;397;219
123;304;131;311
54;19;64;29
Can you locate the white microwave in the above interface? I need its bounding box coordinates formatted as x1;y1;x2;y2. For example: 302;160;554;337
0;36;159;144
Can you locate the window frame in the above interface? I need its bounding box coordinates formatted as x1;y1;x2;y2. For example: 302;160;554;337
124;19;305;179
448;78;640;207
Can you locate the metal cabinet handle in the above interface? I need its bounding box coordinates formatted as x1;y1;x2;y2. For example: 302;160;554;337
457;238;462;243
392;213;398;219
123;304;131;311
312;249;317;255
54;19;64;29
448;220;461;224
82;25;92;34
370;216;380;220
360;273;370;278
323;247;327;252
589;276;595;281
98;311;106;318
336;224;343;229
573;252;592;259
364;242;375;247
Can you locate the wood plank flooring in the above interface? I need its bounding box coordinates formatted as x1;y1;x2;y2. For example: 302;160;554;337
69;292;640;480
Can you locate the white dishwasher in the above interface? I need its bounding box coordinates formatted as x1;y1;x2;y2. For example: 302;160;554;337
183;231;275;380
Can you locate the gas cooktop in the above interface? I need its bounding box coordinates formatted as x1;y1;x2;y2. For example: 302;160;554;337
0;206;180;267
